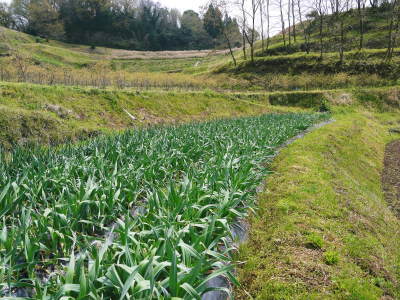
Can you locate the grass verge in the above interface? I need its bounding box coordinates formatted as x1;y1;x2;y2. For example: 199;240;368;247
235;110;400;299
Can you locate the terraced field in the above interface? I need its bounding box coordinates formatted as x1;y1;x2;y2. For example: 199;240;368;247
0;113;327;299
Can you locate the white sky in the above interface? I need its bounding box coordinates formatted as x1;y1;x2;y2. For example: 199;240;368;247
1;0;207;10
158;0;207;13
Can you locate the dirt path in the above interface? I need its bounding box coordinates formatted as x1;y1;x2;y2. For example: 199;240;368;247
382;140;400;218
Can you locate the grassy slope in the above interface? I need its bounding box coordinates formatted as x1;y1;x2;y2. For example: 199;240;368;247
0;82;306;149
235;109;400;299
253;6;394;56
1;80;400;148
216;6;400;91
0;26;229;73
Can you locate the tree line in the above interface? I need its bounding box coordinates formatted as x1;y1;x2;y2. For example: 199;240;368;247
1;0;398;61
0;0;242;51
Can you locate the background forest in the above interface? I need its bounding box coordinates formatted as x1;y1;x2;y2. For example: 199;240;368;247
0;0;242;50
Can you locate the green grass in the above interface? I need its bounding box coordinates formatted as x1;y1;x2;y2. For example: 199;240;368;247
2;24;400;93
0;82;310;149
1;81;400;149
235;109;400;299
0;112;327;299
0;26;228;74
248;6;395;57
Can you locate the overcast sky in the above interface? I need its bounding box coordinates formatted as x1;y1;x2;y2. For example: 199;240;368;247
2;0;207;11
158;0;207;13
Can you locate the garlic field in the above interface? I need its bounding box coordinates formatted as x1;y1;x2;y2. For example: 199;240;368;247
0;113;328;299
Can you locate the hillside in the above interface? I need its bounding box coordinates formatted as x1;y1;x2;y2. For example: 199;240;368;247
214;4;400;91
2;3;400;93
254;5;396;56
0;26;236;90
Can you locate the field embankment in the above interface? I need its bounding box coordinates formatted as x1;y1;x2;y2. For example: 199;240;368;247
235;110;400;299
2;82;400;149
0;82;308;149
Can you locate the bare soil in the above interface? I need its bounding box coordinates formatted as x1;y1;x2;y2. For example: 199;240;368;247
382;140;400;218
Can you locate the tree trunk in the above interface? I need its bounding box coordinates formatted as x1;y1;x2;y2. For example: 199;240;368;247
319;10;324;60
292;0;296;43
280;0;286;46
241;0;247;60
340;17;345;62
386;0;398;60
297;0;309;53
260;0;265;53
242;28;247;60
224;31;237;66
288;0;292;46
358;0;364;50
252;0;256;63
266;0;270;49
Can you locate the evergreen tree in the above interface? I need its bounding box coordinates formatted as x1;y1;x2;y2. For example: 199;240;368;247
203;4;223;38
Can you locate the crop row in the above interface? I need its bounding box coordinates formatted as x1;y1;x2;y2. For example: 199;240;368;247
0;113;328;299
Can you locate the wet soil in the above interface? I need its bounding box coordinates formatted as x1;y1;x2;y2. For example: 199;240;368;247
382;140;400;218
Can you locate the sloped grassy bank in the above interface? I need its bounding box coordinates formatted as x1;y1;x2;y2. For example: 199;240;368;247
0;82;305;149
235;111;400;299
1;82;400;149
0;113;327;299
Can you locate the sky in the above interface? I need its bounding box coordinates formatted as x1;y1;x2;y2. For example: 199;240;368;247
158;0;207;13
1;0;207;11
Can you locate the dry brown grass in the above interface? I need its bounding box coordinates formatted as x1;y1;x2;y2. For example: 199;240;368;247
0;57;236;90
107;48;236;60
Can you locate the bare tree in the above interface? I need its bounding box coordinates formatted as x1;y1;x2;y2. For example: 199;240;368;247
211;0;239;66
315;0;326;59
335;0;349;62
288;0;292;45
386;0;399;60
241;0;248;59
260;0;265;52
292;0;297;43
369;0;378;7
357;0;366;50
297;0;310;53
279;0;287;46
266;0;271;49
240;0;261;62
223;23;238;66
